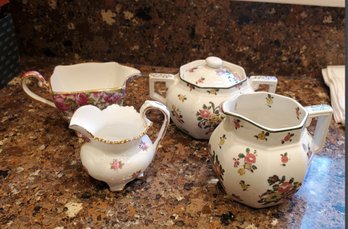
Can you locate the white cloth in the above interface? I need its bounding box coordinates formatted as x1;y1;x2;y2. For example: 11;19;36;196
322;65;345;126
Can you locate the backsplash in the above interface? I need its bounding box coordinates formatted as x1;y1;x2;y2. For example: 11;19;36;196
9;0;344;77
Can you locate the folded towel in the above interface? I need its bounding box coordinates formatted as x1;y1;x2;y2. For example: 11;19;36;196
322;65;345;126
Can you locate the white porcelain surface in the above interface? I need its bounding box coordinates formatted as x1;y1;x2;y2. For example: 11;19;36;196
209;92;332;208
51;62;140;92
179;57;246;88
69;101;170;191
149;56;278;139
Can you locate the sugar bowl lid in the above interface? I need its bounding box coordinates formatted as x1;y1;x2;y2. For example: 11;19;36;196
179;56;247;89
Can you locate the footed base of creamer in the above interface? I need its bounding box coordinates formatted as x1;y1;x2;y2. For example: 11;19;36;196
108;183;127;192
107;172;145;191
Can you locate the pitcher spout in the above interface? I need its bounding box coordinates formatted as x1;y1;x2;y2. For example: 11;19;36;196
117;64;141;86
69;105;102;141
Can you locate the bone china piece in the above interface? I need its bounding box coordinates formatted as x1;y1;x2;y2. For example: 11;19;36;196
22;62;141;120
69;101;170;191
149;56;278;139
209;92;332;208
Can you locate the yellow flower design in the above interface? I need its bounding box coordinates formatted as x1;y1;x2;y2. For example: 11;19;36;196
218;134;227;148
177;94;187;102
254;131;270;141
265;94;274;108
238;168;246;176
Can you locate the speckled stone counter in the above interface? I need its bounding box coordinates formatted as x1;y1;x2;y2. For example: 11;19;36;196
0;57;345;228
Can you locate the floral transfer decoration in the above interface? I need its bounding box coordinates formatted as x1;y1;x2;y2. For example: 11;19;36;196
281;132;294;144
122;170;143;182
218;134;227;149
195;77;205;85
139;140;149;151
171;105;185;124
305;144;313;161
53;90;125;119
177;94;187;102
295;107;301;120
265;94;274;108
110;159;124;171
280;152;289;166
187;83;196;91
131;170;143;179
239;180;250;191
234;119;243;129
233;148;258;175
207;89;219;95
258;175;302;206
254;131;270;141
188;66;198;72
196;101;224;135
231;193;243;202
211;150;225;181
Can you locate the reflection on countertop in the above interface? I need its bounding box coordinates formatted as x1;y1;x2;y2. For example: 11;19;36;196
0;57;345;228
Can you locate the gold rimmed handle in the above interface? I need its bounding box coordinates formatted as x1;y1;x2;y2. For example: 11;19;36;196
140;100;170;148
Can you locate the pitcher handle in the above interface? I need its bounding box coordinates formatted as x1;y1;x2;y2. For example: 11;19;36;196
249;75;278;93
140;100;171;148
304;104;333;152
149;73;176;104
21;71;56;108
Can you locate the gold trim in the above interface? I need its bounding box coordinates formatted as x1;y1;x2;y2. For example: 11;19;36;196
51;86;125;95
91;123;152;144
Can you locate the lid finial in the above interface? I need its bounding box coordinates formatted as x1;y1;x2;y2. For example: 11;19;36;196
206;56;223;68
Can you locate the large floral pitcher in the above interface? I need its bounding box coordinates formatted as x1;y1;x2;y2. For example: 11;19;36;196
209;92;332;208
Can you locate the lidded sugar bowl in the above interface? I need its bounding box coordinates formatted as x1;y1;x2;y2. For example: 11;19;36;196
149;56;278;139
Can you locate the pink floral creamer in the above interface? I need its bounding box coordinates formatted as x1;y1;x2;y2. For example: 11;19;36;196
21;62;141;121
69;101;170;191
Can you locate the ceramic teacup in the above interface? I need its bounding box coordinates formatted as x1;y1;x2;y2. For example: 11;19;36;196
22;62;141;120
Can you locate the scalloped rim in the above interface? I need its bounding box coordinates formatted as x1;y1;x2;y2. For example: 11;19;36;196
70;104;152;144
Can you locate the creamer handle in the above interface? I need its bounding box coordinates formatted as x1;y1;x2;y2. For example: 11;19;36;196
21;71;56;108
249;75;278;93
149;73;176;104
140;100;170;148
304;104;333;152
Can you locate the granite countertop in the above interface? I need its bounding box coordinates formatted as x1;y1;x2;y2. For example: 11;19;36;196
0;57;345;228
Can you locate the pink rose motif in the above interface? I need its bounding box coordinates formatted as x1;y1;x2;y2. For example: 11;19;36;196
244;152;256;164
139;141;149;151
90;92;102;99
278;182;293;194
53;94;70;112
103;93;123;104
110;159;124;171
199;109;211;119
281;155;289;164
75;93;89;106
